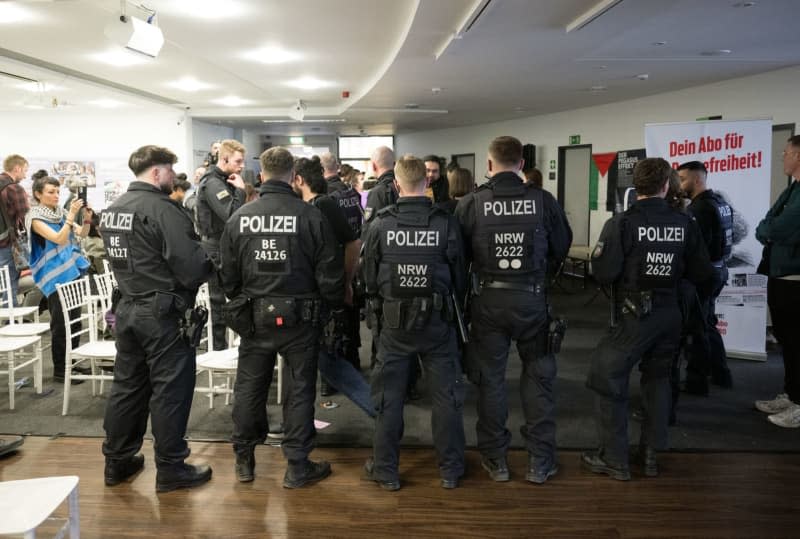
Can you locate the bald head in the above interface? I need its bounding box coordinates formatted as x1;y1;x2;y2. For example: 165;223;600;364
371;146;395;176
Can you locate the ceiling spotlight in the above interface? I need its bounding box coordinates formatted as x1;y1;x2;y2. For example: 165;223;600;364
636;73;649;81
652;41;667;46
700;49;732;56
431;87;442;94
288;99;307;121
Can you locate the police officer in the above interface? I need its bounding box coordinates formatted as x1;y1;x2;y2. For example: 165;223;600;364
101;145;214;493
196;139;246;350
584;157;711;480
321;152;348;194
362;154;467;490
678;160;734;393
327;162;364;372
363;145;396;229
220;147;344;488
455;136;571;484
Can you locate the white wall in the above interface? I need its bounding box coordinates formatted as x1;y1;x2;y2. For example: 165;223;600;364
397;66;800;246
0;107;191;169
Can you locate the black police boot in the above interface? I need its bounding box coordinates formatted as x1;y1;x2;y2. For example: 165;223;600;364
581;450;631;481
105;454;145;486
156;463;212;493
711;369;733;389
480;455;510;482
235;449;255;483
363;457;400;491
632;444;658;477
283;459;331;489
526;455;558;485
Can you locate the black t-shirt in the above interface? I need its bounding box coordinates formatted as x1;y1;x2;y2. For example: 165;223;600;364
312;195;357;245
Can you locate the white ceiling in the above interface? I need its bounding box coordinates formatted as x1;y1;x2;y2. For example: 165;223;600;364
1;0;798;136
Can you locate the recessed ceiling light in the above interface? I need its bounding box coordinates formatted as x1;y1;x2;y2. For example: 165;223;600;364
285;77;331;91
89;98;126;108
431;87;442;94
595;65;608;70
167;76;213;92
0;3;36;24
242;46;302;65
213;95;250;107
700;49;732;56
652;41;667;46
90;49;148;67
161;0;249;19
589;85;607;92
404;103;420;109
261;118;346;124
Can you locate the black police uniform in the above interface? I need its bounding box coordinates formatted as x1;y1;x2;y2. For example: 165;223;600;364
310;193;357;381
455;171;571;476
100;181;214;479
196;165;246;349
685;189;734;390
325;174;348;195
328;185;364;369
586;197;711;475
220;180;343;478
362;196;467;485
363;170;397;230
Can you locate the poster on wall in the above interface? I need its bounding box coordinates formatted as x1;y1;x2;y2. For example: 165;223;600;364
20;158;132;211
645;119;771;359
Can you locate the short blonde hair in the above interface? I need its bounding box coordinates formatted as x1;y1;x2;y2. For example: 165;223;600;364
394;154;426;189
219;139;246;159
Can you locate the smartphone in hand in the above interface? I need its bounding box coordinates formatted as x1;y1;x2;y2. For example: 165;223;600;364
77;185;88;204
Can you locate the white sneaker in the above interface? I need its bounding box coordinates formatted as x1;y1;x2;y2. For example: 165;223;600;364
754;393;793;414
768;403;800;428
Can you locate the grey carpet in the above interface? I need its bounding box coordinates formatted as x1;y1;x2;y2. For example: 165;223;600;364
1;279;797;452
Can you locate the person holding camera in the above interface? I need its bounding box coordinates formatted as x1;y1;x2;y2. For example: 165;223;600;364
100;145;214;493
220;147;343;488
455;136;571;485
27;176;92;384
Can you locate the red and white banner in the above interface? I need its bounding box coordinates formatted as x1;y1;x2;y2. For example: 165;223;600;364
645;119;771;359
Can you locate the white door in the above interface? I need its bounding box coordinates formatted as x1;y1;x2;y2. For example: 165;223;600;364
562;146;591;246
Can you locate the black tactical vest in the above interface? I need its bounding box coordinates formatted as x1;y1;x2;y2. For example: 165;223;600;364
330;186;363;237
376;206;452;300
471;181;547;281
707;191;733;262
621;204;689;292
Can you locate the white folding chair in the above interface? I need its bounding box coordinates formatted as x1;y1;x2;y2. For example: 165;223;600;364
56;277;117;415
194;284;239;409
0;335;43;410
0;475;80;539
0;265;39;323
193;285;285;407
92;272;116;335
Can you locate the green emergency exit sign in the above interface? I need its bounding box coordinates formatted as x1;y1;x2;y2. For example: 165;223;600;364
549;160;556;170
569;135;581;145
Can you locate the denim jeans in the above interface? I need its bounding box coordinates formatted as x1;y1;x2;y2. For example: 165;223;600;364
318;349;375;418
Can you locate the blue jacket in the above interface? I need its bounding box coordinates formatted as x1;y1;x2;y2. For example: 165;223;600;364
30;220;89;297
